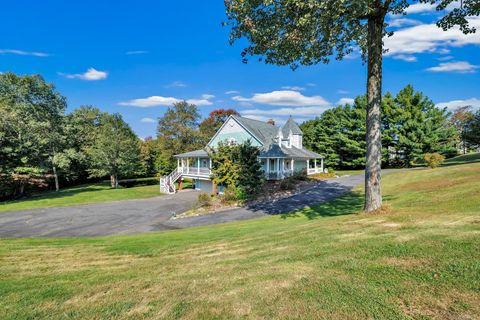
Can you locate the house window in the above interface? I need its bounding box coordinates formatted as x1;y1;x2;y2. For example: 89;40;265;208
228;137;237;146
269;159;275;172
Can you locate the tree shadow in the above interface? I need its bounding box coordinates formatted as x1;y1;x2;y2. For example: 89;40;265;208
280;191;363;220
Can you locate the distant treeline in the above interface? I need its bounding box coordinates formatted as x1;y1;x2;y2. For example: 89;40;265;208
301;85;479;169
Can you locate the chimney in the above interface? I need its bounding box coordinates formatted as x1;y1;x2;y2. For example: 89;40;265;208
266;119;275;126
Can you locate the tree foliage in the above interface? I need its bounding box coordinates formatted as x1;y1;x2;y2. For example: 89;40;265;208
86;113;141;188
199;108;239;142
210;140;264;197
302;85;458;169
0;73;67;196
156;101;203;175
464;109;480;148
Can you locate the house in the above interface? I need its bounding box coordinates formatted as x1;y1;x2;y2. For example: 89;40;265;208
160;115;324;194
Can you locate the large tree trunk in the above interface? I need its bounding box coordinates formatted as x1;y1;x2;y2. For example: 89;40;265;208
52;165;60;192
364;15;384;212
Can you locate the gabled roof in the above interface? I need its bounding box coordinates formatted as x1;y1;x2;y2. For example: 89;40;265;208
231;115;278;145
281;117;303;137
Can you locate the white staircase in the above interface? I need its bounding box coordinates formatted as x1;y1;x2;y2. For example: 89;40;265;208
160;168;182;194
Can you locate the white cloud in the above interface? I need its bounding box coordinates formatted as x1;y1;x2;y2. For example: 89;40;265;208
436;98;480;110
225;90;240;95
337;98;355;105
388;18;422;28
437;55;454;61
61;68;108;81
426;61;479;73
385;17;480;55
405;3;436;14
126;50;148;55
165;81;187;88
281;86;305;91
337;89;349;94
140;117;156;123
392;54;418;62
306;83;316;87
242;106;329;117
0;49;49;57
232;90;330;107
187;94;214;106
119;94;214;107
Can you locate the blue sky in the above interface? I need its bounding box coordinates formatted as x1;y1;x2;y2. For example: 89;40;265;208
2;1;479;138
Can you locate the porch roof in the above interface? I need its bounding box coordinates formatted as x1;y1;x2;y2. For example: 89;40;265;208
173;149;209;158
259;144;324;159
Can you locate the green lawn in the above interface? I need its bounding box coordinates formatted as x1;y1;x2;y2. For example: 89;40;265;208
444;152;480;166
0;163;479;319
0;183;162;212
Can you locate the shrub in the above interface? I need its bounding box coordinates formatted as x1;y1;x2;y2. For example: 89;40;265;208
279;177;296;190
196;192;212;207
424;153;445;168
220;186;242;204
291;169;308;181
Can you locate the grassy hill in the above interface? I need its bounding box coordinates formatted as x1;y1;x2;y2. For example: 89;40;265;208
0;163;479;319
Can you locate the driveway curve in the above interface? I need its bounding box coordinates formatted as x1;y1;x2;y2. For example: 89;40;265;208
0;174;364;238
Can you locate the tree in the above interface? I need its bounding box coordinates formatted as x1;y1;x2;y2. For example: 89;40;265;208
210;140;264;197
64;106;105;181
464;110;480;149
302;100;366;169
138;136;159;177
86;113;141;188
0;73;67;195
450;106;475;154
156;101;203;175
199;108;239;142
224;0;478;212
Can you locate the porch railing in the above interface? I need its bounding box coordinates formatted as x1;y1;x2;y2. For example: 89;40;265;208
307;168;323;175
178;166;211;176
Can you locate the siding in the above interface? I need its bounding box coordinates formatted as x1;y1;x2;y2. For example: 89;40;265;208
209;118;262;148
294;160;307;172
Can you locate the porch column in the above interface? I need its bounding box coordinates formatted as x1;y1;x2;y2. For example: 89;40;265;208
291;159;294;171
187;159;190;174
307;159;310;174
209;158;212;174
177;158;180;169
266;158;270;173
277;158;280;179
197;158;200;175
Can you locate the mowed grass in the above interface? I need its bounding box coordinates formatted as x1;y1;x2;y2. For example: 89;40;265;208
0;183;162;212
444;152;480;166
0;164;479;319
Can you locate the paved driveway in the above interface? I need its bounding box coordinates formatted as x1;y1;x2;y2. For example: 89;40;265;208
0;174;364;238
0;191;200;238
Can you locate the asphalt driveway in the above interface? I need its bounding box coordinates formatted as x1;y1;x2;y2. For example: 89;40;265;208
0;174;364;238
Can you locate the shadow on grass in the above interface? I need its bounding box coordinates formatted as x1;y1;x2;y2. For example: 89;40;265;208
280;191;364;220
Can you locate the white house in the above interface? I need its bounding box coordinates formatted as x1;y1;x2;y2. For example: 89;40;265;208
160;115;324;194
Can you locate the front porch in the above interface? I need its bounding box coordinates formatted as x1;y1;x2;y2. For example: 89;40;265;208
261;157;324;180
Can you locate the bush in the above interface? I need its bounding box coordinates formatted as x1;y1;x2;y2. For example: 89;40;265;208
279;177;296;190
196;192;212;207
424;153;445;168
220;186;241;204
291;169;308;181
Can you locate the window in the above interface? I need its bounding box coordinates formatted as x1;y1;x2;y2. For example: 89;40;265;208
228;137;237;146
